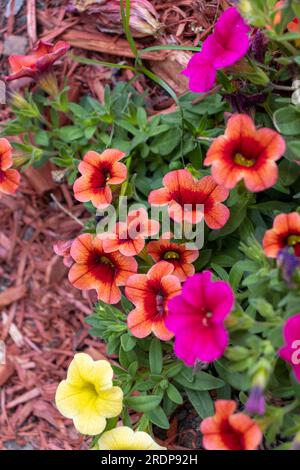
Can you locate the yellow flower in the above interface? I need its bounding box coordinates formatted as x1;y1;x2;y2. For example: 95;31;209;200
97;426;166;450
55;353;123;435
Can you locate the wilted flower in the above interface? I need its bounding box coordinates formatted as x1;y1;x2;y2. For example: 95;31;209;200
200;400;263;450
73;149;127;209
182;7;250;93
0;138;20;199
166;271;235;365
70;0;160;38
53;239;74;267
277;247;300;288
69;233;137;304
125;261;181;341
263;212;300;258
55;353;123;435
147;237;199;282
148;169;230;229
96;426;166;450
204;114;286;192
6;40;70;95
279;313;300;383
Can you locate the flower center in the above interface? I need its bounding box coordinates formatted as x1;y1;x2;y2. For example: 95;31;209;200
288;235;300;247
156;293;165;316
99;255;115;267
234;152;256;167
287;235;300;256
163;250;180;260
202;312;213;327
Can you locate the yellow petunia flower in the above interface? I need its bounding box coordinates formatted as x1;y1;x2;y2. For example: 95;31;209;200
97;426;166;450
55;353;123;435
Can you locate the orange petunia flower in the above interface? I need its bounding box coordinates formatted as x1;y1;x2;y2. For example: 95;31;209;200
200;400;263;451
73;149;127;209
125;261;182;341
148;169;230;229
287;18;300;46
69;233;137;304
6;40;70;82
204;114;286;193
147;237;199;282
263;212;300;258
0;138;20;199
101;208;159;257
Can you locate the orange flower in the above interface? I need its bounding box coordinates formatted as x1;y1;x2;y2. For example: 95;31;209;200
200;400;262;450
6;40;70;81
148;169;229;229
204;114;285;192
69;233;137;304
147;237;199;282
287;18;300;46
266;1;285;30
263;212;300;258
73;149;127;208
102;208;160;257
125;261;181;340
0;138;20;199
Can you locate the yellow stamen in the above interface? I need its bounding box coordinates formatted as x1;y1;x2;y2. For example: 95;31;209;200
163;250;180;260
287;235;300;247
234;153;256;167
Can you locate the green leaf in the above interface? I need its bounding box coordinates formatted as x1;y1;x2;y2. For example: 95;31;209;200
147;406;170;429
175;371;224;391
273;106;300;136
120;333;136;352
57;126;84;142
215;360;250;391
149;338;163;375
185;389;214;419
35;130;49;147
166;383;183;405
126;395;162;412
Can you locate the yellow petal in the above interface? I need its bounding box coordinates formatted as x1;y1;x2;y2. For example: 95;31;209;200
55;380;96;419
95;386;123;418
97;426;166;450
67;353;114;391
73;407;107;436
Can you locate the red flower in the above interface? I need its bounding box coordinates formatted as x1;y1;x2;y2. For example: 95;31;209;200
53;239;74;267
148;169;229;229
125;261;182;341
146;237;199;282
204;114;286;192
263;212;300;258
6;40;70;81
287;18;300;46
102;208;160;257
0;138;20;198
73;149;127;208
200;400;263;450
69;233;137;304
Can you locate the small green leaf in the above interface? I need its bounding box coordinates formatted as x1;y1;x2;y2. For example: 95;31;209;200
147;406;170;429
185;389;214;419
126;395;162;412
149;338;163;375
166;383;183;405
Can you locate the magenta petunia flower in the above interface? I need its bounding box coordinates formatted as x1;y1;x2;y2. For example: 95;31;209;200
166;271;235;366
182;7;250;93
279;313;300;383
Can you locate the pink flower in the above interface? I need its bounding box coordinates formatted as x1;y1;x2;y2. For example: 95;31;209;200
182;7;250;93
53;239;74;267
166;271;234;366
279;313;300;383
